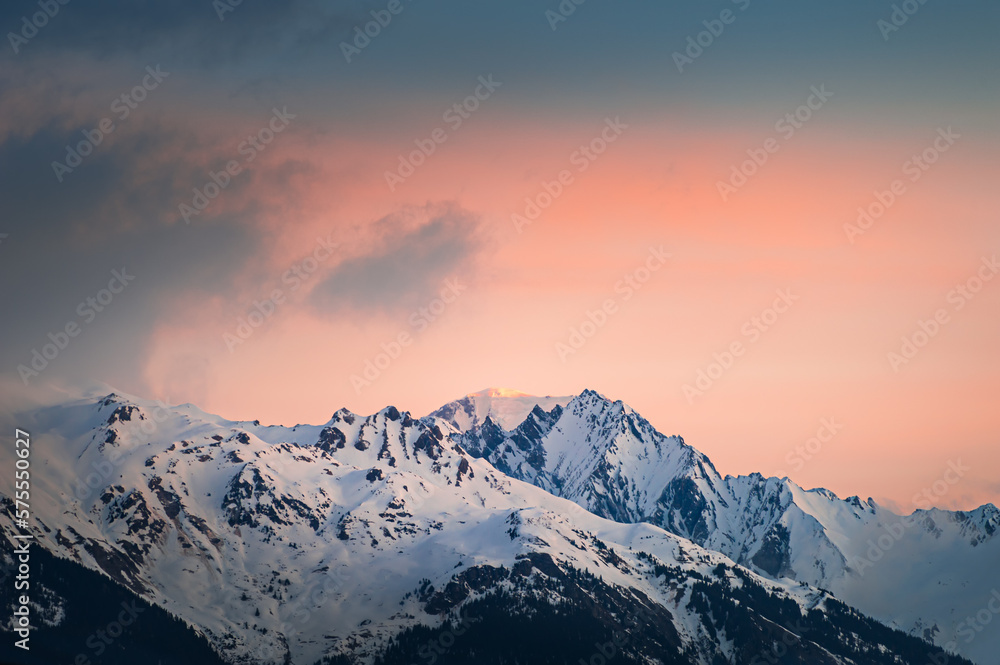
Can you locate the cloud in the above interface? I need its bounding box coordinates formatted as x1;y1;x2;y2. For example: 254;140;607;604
0;0;364;66
310;203;488;314
0;42;367;397
875;496;906;515
0;56;302;238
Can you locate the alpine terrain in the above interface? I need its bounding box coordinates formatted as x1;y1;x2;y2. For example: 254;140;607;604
0;387;995;665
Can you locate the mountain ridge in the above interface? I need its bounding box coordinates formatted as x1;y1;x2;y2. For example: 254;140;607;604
425;387;999;663
0;386;994;664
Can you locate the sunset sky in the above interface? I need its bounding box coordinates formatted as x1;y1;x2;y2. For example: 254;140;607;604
1;0;998;511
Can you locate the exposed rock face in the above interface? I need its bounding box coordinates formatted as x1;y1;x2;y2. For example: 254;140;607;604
0;389;993;665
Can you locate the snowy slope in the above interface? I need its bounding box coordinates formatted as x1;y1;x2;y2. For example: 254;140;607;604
426;387;572;431
0;388;968;665
432;388;1000;665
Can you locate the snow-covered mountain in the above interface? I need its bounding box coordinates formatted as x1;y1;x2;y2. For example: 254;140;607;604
426;387;572;431
430;388;1000;665
0;387;990;665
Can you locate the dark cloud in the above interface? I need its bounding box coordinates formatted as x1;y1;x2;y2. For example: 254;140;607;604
0;214;258;394
310;203;487;314
0;101;292;391
0;7;348;393
0;0;364;67
2;0;996;405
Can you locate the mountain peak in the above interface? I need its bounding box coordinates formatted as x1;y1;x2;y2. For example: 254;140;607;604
468;387;533;398
428;388;572;432
3;386;997;665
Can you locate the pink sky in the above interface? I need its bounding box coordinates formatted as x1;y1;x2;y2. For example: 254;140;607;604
129;111;999;512
1;6;997;515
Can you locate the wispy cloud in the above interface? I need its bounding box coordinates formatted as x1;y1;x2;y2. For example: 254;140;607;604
310;203;488;314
